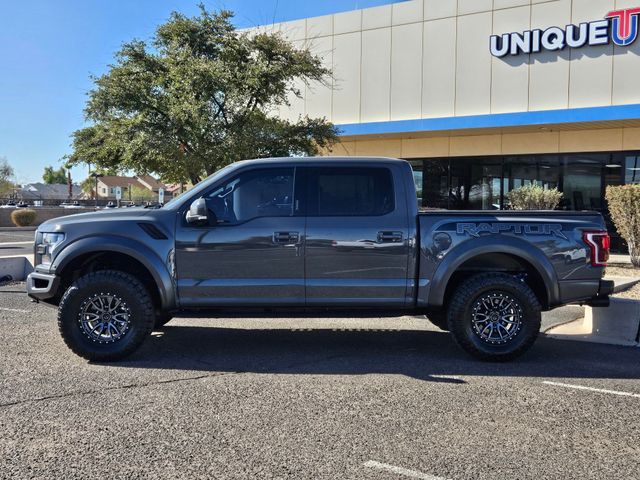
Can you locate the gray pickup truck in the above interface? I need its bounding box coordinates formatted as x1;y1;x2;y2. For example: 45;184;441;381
27;157;613;362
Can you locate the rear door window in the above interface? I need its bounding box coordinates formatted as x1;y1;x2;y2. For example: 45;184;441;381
305;167;395;216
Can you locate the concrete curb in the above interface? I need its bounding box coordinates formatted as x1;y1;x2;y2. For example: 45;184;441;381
546;298;640;347
608;276;640;293
0;227;36;232
0;255;34;282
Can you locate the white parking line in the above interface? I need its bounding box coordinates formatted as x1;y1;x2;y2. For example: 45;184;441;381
364;461;450;480
0;241;33;245
0;307;29;313
543;381;640;399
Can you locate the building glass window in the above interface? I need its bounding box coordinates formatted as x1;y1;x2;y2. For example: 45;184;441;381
409;151;640;252
411;166;423;207
560;154;607;211
424;159;449;209
449;157;502;210
625;155;640;184
504;155;560;196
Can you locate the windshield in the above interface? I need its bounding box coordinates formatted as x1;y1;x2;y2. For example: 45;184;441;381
162;163;238;210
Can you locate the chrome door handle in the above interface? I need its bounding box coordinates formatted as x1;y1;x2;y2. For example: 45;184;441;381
377;231;403;243
273;231;299;244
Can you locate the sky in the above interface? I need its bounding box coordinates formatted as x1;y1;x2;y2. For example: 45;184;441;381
0;0;398;185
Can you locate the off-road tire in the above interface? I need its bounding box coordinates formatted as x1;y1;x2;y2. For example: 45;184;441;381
447;273;541;361
58;270;155;361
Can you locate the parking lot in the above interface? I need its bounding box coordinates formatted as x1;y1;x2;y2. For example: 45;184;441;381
0;230;35;258
1;282;639;479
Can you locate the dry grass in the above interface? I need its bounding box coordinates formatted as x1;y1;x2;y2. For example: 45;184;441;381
603;263;640;299
604;263;640;278
613;283;640;300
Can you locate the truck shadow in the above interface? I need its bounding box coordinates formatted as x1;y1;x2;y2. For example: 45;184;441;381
112;325;640;383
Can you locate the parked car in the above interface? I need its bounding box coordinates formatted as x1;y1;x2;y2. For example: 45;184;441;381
60;201;84;209
27;157;613;362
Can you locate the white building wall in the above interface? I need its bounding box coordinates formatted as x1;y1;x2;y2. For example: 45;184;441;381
569;0;615;108
614;0;640;105
263;0;640;125
361;28;392;121
528;0;571;111
455;11;493;116
422;17;456;117
390;22;423;120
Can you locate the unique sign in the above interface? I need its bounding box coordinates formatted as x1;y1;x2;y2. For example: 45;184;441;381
158;188;165;204
456;222;567;240
490;7;640;57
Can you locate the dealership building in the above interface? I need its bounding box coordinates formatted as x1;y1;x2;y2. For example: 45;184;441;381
255;0;640;249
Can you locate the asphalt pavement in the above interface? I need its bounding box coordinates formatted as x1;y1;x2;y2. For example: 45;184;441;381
1;284;639;479
0;230;35;243
0;231;34;257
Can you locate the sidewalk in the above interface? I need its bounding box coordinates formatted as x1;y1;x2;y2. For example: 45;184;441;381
610;253;632;264
546;272;640;347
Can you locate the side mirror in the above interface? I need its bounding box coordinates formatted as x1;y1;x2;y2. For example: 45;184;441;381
186;198;211;226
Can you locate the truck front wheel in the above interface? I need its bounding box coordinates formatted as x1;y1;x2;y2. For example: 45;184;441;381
57;270;155;361
447;273;541;361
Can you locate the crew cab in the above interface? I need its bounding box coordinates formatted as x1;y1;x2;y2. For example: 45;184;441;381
26;157;613;361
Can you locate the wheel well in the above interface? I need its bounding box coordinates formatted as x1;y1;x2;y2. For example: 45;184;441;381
57;251;162;310
442;253;549;311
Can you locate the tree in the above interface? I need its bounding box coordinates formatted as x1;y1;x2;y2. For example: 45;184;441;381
42;165;67;184
130;185;155;203
606;185;640;266
506;185;563;210
66;6;338;185
0;157;15;197
80;167;117;199
80;177;96;199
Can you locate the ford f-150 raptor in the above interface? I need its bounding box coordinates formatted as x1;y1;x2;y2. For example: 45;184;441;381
26;157;613;361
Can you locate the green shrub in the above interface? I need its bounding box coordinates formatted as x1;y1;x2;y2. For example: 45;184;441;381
606;185;640;266
10;209;37;227
506;184;562;211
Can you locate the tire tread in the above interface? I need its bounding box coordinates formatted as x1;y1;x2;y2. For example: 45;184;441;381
57;270;155;361
447;273;541;361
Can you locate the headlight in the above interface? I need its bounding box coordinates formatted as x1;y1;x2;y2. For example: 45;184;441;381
37;233;65;265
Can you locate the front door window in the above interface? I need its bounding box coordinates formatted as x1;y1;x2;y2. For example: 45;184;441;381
204;168;295;224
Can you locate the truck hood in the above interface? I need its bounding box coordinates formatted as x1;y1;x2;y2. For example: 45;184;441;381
38;208;154;232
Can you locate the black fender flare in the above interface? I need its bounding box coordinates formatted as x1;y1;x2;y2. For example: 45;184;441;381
427;235;560;308
51;236;176;310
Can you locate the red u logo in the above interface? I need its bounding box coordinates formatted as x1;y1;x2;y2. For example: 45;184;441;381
606;8;640;46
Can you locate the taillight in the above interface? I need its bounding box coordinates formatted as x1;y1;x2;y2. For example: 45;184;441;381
582;231;610;267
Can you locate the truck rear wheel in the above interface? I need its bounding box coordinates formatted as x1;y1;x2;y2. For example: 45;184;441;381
447;273;541;361
57;270;155;361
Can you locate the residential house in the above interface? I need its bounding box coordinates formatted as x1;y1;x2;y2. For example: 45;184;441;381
95;175;168;201
20;183;83;202
165;183;190;197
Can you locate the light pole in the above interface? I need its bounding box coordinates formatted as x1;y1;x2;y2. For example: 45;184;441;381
91;173;103;209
